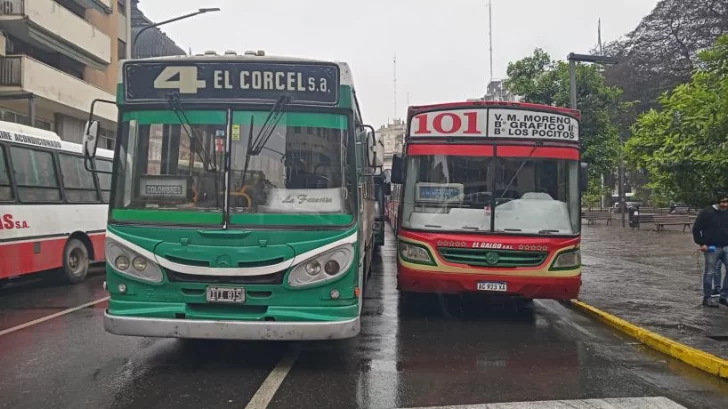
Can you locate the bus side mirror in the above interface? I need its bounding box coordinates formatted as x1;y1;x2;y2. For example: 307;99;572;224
580;162;589;192
83;120;100;160
392;154;404;184
364;125;383;169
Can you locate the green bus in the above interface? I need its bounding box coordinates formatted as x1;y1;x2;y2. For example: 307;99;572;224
83;51;385;340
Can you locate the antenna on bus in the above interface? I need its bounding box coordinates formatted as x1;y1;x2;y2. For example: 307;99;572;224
488;0;494;83
393;55;398;119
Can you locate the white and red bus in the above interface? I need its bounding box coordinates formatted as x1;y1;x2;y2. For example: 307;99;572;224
0;120;113;287
390;101;588;301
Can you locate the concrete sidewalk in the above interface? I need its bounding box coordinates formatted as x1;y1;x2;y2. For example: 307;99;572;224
580;223;728;361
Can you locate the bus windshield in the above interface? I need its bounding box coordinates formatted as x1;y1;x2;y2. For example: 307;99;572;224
113;110;352;223
400;154;580;235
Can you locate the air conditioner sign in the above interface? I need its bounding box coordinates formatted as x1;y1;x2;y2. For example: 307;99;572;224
124;61;340;105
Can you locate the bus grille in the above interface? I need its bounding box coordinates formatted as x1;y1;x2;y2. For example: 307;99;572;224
166;269;286;285
437;248;548;268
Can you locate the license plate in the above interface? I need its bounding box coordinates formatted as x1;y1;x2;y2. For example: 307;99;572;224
477;281;508;292
206;287;245;303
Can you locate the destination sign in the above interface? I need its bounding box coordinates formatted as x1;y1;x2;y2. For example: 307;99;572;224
138;176;188;200
409;108;579;142
415;183;464;202
124;61;340;105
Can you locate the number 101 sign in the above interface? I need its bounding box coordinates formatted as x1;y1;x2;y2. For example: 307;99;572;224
409;108;580;142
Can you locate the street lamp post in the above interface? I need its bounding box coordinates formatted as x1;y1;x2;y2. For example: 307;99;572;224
567;53;621;223
131;8;221;58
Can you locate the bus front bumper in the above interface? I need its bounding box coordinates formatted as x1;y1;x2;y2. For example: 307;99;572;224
398;266;580;300
104;311;360;340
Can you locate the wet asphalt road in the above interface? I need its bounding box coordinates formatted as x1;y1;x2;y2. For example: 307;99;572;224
1;227;728;409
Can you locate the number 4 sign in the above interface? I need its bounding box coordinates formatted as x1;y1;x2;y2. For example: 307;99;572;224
153;66;207;94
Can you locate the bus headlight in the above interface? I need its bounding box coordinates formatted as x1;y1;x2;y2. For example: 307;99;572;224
288;245;354;288
105;238;164;283
550;249;581;270
399;242;435;265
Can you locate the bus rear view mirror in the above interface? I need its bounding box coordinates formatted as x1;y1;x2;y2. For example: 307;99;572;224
363;125;383;169
391;154;404;184
83;120;100;160
580;162;589;192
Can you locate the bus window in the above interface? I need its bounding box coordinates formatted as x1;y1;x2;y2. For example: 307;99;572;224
10;147;62;202
59;153;99;203
0;145;13;201
94;158;112;202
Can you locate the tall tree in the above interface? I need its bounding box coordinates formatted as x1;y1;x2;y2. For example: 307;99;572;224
625;35;728;208
504;49;624;206
603;0;728;114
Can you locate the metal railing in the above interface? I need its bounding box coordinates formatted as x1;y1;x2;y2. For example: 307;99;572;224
0;56;23;86
0;0;24;15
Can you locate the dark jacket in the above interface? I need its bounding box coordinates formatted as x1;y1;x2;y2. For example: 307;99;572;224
692;205;728;246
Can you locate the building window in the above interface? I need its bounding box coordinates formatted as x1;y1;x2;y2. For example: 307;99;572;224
0;108;53;131
99;127;116;150
118;39;127;60
118;0;126;15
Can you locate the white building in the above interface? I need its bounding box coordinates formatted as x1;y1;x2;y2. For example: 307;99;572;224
0;0;184;148
377;118;405;170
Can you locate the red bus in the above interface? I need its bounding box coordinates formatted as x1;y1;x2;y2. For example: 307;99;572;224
0;120;114;287
389;101;587;301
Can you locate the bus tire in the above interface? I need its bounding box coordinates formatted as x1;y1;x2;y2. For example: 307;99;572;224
62;238;90;284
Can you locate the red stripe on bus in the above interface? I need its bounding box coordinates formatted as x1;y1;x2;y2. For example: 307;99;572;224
0;233;105;279
496;146;580;160
408;145;495;156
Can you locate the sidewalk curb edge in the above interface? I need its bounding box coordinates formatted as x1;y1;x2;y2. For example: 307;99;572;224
570;299;728;379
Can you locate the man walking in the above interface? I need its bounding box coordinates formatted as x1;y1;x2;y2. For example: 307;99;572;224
692;192;728;307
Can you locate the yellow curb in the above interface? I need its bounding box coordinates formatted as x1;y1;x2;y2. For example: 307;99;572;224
570;300;728;379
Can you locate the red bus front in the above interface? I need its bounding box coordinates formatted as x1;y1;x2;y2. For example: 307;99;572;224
391;102;585;300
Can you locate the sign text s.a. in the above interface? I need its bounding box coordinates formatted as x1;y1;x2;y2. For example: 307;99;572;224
0;214;29;230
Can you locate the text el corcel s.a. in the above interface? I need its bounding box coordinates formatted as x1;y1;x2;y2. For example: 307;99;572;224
209;69;330;93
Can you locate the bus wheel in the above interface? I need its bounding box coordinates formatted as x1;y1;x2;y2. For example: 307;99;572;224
62;239;89;284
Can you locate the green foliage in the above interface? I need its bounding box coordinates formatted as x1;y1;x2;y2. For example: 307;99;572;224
504;49;625;181
582;174;610;208
625;35;728;208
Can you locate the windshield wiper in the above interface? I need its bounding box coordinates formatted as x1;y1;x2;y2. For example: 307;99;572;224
167;92;220;208
538;229;560;234
498;142;542;201
240;95;291;188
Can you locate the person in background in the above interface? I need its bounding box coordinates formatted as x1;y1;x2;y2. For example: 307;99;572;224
692;192;728;307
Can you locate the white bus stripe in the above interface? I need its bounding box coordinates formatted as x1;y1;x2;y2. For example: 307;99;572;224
0;296;109;337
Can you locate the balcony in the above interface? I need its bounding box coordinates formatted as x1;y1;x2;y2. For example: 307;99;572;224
0;55;116;123
0;0;111;69
73;0;112;14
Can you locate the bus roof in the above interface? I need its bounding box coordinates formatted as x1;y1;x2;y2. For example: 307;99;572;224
120;53;356;87
408;100;580;120
0;120;113;159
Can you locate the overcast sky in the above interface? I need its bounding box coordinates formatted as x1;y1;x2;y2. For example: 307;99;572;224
139;0;658;127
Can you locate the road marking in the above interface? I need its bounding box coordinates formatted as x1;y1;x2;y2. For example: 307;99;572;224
0;296;109;337
244;345;300;409
395;397;686;408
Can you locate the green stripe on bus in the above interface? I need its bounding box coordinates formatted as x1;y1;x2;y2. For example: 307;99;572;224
122;111;227;124
112;209;353;226
232;112;348;129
